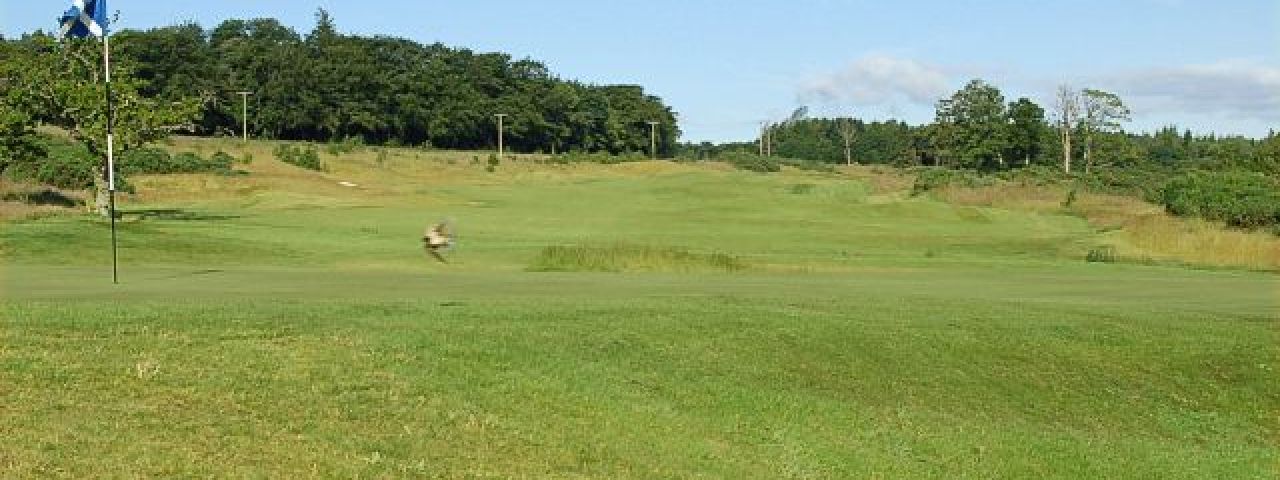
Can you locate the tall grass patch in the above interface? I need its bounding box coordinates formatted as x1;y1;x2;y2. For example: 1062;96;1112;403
1112;214;1280;271
528;243;747;273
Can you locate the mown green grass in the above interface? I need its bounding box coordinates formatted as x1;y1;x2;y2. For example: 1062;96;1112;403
2;140;1277;478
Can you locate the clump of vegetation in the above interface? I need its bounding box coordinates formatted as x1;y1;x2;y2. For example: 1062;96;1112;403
1077;168;1172;201
1085;246;1117;263
721;152;780;173
1061;187;1078;208
324;137;364;156
119;149;234;176
528;243;747;273
777;157;836;173
4;139;239;190
911;168;993;196
546;151;649;165
273;143;325;171
1159;171;1280;229
486;153;500;172
9;140;98;189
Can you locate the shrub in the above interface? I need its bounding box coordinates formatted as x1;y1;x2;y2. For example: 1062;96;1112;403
722;152;780;173
325;136;363;156
910;168;992;196
1078;168;1172;201
1159;171;1280;229
115;148;235;176
545;152;649;165
273;143;325;171
5;138;97;189
209;151;236;170
1086;246;1117;263
30;153;98;189
778;158;835;173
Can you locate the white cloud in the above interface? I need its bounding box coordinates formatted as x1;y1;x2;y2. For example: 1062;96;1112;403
799;55;952;107
1100;60;1280;122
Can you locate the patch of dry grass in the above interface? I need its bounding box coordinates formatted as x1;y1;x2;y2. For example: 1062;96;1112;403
937;181;1280;271
1108;214;1280;271
839;165;914;195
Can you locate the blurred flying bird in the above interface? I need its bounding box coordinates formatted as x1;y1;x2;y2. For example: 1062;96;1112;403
423;221;454;263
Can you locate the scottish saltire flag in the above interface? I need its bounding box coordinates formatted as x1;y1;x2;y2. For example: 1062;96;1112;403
59;0;109;39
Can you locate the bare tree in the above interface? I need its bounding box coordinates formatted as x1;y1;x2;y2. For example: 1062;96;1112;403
1080;88;1131;174
759;121;768;156
838;118;857;166
1053;85;1080;174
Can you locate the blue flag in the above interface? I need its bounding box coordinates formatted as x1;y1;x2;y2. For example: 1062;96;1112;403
59;0;109;39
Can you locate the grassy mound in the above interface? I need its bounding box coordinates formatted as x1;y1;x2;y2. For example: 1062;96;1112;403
528;243;747;273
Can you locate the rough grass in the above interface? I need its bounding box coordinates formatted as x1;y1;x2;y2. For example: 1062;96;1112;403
528;243;747;272
937;182;1280;271
0;179;85;221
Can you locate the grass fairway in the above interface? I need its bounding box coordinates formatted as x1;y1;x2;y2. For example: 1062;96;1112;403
2;140;1277;478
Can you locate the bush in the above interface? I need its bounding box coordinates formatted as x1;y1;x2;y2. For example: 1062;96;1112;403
721;152;780;173
910;168;992;196
117;148;233;176
273;143;325;171
209;151;236;170
546;152;648;165
777;158;835;173
1159;171;1280;229
325;136;364;156
29;153;98;189
3;137;96;189
1078;168;1172;201
1086;246;1117;263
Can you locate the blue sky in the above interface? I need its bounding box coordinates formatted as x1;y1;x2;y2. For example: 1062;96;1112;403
4;1;1278;141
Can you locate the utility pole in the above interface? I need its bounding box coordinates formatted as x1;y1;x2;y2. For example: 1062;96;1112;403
759;121;767;156
647;121;659;158
236;91;253;141
494;113;508;157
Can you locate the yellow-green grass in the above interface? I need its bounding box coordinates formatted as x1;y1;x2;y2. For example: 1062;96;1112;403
936;183;1280;271
2;138;1277;478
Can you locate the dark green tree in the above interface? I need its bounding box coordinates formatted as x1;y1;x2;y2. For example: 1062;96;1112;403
9;34;199;214
1006;97;1048;167
934;79;1009;170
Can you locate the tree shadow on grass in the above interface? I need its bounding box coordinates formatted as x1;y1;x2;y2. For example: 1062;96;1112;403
1;189;83;208
121;209;240;221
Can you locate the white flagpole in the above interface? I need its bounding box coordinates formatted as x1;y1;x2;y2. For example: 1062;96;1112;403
104;31;118;284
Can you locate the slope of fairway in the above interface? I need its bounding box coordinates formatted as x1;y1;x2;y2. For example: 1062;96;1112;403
2;140;1277;478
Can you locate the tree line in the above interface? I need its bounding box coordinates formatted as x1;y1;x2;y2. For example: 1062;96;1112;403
681;79;1279;179
3;9;679;155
